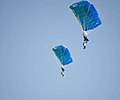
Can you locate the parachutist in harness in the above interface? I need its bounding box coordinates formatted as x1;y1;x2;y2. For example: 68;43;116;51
70;1;102;50
83;35;89;49
82;31;89;49
61;67;65;77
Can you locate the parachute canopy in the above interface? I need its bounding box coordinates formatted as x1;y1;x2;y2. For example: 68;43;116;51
69;0;102;31
52;45;73;66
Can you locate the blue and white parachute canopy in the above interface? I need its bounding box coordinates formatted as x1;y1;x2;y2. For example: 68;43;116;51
52;45;73;66
69;0;102;31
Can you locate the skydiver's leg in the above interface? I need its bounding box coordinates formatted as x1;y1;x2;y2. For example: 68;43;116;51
84;45;86;49
61;67;65;72
83;42;86;49
61;72;64;77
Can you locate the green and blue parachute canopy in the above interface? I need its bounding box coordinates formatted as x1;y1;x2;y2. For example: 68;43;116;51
52;45;73;66
69;0;102;31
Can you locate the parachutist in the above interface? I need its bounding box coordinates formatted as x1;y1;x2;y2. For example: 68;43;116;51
83;35;89;49
61;67;65;77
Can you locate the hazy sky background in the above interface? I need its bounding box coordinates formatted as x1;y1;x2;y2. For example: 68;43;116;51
0;0;120;100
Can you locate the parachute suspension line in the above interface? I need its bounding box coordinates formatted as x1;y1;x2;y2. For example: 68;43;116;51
87;5;99;31
86;3;93;35
78;14;84;30
86;3;96;35
85;3;91;32
83;3;91;32
86;3;91;15
61;65;65;77
83;21;86;31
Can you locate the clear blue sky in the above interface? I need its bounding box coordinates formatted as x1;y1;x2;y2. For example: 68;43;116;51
0;0;120;100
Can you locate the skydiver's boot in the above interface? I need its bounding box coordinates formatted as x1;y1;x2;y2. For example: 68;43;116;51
83;45;86;49
86;38;89;42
